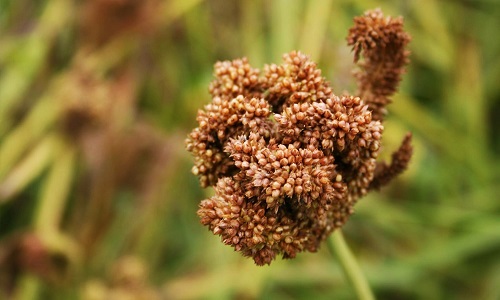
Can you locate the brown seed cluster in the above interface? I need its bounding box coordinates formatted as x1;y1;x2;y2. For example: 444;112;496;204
187;9;413;265
347;8;411;121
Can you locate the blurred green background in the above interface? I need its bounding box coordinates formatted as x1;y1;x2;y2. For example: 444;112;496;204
0;0;499;299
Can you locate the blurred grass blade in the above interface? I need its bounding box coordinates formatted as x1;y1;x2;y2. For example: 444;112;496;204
13;274;41;300
484;263;500;300
367;219;500;290
298;0;333;61
34;143;81;268
0;85;63;179
270;0;300;61
183;2;213;68
446;37;487;147
162;0;205;24
0;134;60;202
35;144;75;232
408;0;454;71
392;93;492;181
241;0;264;66
0;0;72;135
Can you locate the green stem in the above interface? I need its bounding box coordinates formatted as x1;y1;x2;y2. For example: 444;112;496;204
328;230;375;300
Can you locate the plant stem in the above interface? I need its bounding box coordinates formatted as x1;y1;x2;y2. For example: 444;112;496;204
328;230;375;300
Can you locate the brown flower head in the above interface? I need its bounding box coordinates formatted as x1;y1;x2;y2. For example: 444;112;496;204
186;9;413;265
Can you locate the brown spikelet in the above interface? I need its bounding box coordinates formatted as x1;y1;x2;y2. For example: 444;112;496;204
347;8;411;121
369;133;413;191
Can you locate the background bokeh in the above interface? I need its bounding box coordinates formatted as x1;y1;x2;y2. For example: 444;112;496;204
0;0;499;299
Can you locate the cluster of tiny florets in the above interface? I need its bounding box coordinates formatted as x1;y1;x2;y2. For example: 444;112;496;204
187;9;413;265
347;8;411;121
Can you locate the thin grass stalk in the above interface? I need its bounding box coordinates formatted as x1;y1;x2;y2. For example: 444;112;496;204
34;144;75;233
270;0;299;62
34;143;81;266
328;230;375;300
241;0;264;66
298;0;333;61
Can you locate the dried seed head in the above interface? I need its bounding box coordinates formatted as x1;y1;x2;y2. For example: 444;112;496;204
188;9;412;266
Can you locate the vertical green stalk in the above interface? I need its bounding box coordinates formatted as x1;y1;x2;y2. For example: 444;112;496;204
328;230;375;300
35;144;75;234
35;142;81;262
241;0;264;66
298;0;333;61
270;0;299;62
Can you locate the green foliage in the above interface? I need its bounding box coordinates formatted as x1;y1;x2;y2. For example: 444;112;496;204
0;0;499;299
